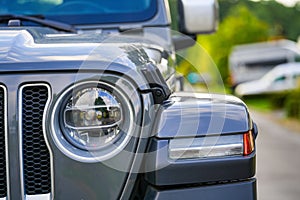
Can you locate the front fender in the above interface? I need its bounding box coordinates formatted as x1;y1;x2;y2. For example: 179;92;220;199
144;92;257;186
154;92;252;139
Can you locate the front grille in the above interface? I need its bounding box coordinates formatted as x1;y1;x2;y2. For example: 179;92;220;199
22;85;51;195
0;87;7;198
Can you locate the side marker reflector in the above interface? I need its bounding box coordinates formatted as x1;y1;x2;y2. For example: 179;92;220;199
243;131;254;156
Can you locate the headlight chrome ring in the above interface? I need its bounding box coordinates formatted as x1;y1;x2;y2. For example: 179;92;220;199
50;81;134;163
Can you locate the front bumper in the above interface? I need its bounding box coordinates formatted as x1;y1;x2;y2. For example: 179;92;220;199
144;179;257;200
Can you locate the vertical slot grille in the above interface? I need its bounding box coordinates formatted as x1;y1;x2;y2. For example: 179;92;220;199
22;85;51;195
0;87;7;198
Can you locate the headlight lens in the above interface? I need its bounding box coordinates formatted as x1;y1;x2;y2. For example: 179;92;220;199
61;86;124;151
51;80;136;163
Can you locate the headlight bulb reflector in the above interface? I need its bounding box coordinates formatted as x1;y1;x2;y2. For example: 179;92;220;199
62;87;124;151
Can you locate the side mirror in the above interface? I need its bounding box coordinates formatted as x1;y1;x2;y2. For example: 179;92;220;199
178;0;218;34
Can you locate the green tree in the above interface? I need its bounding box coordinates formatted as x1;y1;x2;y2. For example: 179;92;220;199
196;5;269;82
219;0;300;40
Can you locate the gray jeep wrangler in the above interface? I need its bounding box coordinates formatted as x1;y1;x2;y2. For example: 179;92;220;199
0;0;257;199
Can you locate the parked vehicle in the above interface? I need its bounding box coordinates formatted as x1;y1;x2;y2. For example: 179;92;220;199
235;62;300;96
229;40;300;88
0;0;257;199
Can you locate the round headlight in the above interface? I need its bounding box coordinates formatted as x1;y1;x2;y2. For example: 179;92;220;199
50;80;136;163
61;86;124;150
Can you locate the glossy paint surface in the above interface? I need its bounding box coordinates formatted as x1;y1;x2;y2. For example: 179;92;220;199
154;92;251;139
0;72;148;199
0;19;177;198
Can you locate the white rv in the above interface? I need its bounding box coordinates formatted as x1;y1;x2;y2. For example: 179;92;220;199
229;40;300;88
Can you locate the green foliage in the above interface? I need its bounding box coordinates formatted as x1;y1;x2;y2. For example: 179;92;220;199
269;92;289;108
242;90;300;119
168;0;178;31
243;95;273;112
197;5;269;82
245;89;300;120
285;89;300;119
174;0;300;84
219;0;300;41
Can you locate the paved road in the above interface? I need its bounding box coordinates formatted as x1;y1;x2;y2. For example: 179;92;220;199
251;111;300;200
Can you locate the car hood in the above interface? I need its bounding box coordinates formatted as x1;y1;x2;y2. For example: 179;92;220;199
0;28;163;67
0;28;171;91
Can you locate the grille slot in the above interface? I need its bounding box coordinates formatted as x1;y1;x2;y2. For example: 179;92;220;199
21;85;51;195
0;87;7;198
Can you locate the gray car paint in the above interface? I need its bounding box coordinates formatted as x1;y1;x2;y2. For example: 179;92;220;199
0;72;150;199
0;0;257;199
154;92;252;139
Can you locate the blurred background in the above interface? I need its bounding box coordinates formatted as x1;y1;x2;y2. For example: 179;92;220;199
169;0;300;199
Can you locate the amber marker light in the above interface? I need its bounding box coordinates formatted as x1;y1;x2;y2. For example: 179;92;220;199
243;131;255;156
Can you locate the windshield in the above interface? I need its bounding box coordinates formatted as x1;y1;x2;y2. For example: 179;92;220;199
0;0;157;25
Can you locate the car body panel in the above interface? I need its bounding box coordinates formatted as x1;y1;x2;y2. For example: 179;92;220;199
144;138;255;186
144;179;257;200
0;0;257;199
154;92;251;138
0;72;145;199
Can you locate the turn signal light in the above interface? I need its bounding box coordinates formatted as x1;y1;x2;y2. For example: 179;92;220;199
169;131;255;160
169;135;244;160
243;131;254;156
